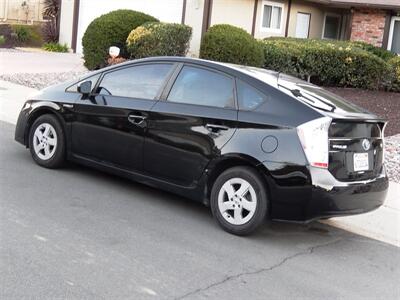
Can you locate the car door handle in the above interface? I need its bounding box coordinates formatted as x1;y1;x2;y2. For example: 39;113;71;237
128;114;147;125
205;124;229;132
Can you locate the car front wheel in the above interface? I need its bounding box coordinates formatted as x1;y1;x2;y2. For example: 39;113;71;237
210;166;268;236
29;114;65;168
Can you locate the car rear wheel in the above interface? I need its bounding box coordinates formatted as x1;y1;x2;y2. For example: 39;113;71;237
210;166;268;236
29;114;65;168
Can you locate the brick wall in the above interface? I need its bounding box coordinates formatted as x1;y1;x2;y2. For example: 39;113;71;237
350;8;387;47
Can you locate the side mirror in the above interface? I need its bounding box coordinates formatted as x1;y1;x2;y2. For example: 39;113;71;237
77;80;92;95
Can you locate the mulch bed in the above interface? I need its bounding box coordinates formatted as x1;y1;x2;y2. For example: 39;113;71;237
327;88;400;137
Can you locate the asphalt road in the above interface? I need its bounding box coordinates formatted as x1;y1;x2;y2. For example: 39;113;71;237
1;121;399;300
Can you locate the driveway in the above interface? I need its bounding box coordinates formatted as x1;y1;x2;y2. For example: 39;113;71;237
1;121;399;299
0;50;85;75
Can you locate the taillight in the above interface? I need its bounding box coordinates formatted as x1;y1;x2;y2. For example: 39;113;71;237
297;117;331;169
381;122;387;164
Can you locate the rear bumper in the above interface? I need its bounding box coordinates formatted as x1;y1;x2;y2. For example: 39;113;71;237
305;174;388;221
266;163;389;222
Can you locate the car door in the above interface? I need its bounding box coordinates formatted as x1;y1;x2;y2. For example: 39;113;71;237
71;63;176;172
144;64;238;186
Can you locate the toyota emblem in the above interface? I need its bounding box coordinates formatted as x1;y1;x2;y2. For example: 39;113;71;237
362;139;371;151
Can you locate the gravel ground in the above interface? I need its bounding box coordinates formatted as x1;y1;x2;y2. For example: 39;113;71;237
0;71;86;89
385;134;400;183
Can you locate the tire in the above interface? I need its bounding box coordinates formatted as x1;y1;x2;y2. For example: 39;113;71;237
210;166;268;236
28;114;66;169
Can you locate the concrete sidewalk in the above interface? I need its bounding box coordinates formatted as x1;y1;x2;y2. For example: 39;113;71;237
0;79;399;247
0;80;37;124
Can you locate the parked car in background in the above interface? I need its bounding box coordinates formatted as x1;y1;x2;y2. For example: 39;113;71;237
14;57;389;235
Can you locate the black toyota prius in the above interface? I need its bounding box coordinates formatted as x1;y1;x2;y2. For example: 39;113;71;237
15;57;389;235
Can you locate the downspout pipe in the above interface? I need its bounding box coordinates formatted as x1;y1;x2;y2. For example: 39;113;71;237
285;0;292;37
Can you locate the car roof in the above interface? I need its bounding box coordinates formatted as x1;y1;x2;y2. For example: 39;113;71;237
101;56;280;87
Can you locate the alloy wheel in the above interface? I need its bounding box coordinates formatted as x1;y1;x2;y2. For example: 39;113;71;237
217;177;257;225
32;123;58;160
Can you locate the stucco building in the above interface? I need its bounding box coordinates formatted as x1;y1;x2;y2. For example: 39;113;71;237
58;0;400;55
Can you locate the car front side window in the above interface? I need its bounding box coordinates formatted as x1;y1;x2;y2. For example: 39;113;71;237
66;73;101;93
97;64;173;100
167;66;235;108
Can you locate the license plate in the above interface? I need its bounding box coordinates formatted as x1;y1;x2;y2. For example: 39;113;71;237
354;153;369;171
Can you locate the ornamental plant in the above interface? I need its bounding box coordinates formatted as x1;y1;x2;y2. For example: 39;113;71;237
127;22;192;59
82;10;158;70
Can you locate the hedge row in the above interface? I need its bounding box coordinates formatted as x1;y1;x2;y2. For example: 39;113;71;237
388;56;400;92
82;10;192;70
200;24;264;67
127;22;192;59
81;13;398;91
261;38;397;90
198;26;398;91
264;37;396;61
82;9;158;70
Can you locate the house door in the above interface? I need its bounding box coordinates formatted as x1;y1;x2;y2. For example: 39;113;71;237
388;17;400;54
295;13;311;38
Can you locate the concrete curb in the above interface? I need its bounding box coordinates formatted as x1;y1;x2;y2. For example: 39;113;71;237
323;182;400;247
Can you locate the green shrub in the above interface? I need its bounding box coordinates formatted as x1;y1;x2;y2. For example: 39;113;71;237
350;41;396;61
127;22;192;59
0;35;5;46
82;9;158;70
42;42;69;52
0;24;15;47
200;24;264;67
264;37;396;61
261;38;391;90
13;25;30;43
388;56;400;92
10;24;43;46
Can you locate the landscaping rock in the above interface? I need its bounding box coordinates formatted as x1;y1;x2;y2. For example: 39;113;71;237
385;134;400;183
0;71;86;90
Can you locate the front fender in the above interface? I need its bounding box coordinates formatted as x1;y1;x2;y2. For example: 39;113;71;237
19;101;69;147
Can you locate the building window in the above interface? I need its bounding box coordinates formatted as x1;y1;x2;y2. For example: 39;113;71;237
388;17;400;54
261;1;284;32
323;14;341;40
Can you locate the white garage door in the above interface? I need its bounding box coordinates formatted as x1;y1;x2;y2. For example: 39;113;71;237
76;0;184;53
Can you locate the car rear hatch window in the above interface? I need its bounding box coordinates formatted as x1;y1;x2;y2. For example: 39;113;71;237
328;121;385;181
277;73;371;115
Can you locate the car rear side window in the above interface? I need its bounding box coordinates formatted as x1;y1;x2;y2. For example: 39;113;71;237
167;66;235;108
237;80;267;111
98;64;173;100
